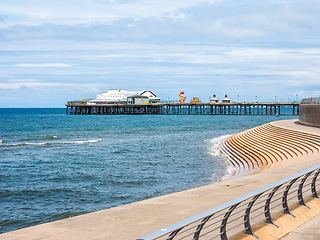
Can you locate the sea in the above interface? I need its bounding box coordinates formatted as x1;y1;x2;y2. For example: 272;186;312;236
0;108;298;234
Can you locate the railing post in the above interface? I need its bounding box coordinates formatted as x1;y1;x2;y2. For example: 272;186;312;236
193;214;214;240
167;228;183;240
264;185;281;227
311;169;320;199
220;203;239;240
137;165;320;240
298;172;312;208
282;178;299;217
244;194;262;239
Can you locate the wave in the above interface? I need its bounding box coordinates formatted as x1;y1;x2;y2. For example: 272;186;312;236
62;139;102;144
0;139;102;148
222;165;237;180
0;142;50;147
24;142;49;146
207;135;239;180
46;136;60;140
208;134;231;157
19;136;60;142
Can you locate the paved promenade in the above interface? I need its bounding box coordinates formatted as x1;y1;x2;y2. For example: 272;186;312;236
281;213;320;240
1;119;320;240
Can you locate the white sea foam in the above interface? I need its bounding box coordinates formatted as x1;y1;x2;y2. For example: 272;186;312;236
62;139;102;144
209;134;231;157
1;139;102;147
226;165;237;176
14;142;49;146
24;142;48;146
1;142;49;147
74;139;102;144
221;165;237;180
206;134;235;181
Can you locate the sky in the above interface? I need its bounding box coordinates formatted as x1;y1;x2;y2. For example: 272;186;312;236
0;0;320;107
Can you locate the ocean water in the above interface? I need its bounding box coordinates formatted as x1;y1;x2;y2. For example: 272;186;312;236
0;108;298;234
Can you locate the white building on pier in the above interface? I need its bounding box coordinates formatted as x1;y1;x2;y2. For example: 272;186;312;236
87;89;160;105
221;94;231;103
210;94;219;103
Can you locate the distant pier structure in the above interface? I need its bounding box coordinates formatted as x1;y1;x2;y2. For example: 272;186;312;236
66;102;300;115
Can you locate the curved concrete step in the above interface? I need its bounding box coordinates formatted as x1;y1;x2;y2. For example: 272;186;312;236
263;124;320;152
252;124;306;156
219;121;320;176
259;124;316;154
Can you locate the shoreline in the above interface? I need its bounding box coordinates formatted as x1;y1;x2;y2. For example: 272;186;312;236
1;119;320;240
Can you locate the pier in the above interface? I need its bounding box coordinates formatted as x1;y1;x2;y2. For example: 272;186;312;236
66;102;300;115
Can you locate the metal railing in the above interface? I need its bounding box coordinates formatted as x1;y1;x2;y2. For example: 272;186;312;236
301;97;320;104
137;164;320;240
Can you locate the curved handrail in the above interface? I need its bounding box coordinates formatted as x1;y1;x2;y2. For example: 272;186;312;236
137;164;320;240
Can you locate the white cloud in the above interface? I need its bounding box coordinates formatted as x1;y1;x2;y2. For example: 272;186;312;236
14;63;70;68
0;0;320;106
0;81;110;90
0;0;221;25
9;78;43;82
1;0;318;43
0;82;68;89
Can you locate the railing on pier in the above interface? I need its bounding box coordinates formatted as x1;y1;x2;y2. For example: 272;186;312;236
301;97;320;104
137;164;320;240
66;102;300;115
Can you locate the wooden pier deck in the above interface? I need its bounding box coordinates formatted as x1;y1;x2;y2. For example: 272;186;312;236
66;102;299;115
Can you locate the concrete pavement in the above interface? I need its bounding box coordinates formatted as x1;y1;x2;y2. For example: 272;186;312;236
281;213;320;240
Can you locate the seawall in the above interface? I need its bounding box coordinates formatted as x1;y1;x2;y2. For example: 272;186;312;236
299;98;320;128
1;120;320;240
220;119;320;177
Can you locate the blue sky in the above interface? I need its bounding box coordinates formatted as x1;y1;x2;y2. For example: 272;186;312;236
0;0;319;107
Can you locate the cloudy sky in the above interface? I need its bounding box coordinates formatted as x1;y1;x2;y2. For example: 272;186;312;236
0;0;319;107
